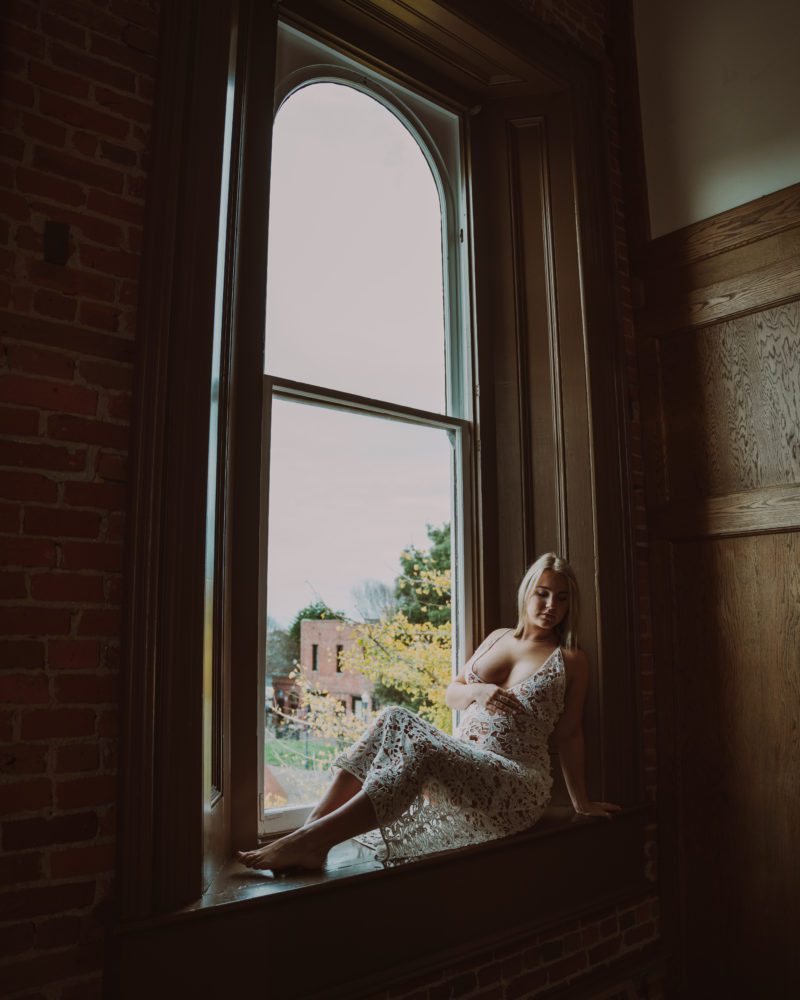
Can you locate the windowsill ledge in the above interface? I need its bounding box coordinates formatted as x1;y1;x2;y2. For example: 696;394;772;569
109;804;652;999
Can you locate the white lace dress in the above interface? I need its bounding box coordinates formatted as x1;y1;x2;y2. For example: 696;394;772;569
331;644;566;862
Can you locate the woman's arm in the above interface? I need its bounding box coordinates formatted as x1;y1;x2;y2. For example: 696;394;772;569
444;629;523;714
553;649;619;819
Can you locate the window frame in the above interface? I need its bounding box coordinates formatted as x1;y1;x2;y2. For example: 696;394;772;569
118;0;644;936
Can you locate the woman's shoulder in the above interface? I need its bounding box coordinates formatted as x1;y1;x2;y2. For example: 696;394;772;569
559;645;589;683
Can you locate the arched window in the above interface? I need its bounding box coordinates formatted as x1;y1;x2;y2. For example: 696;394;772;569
261;59;471;831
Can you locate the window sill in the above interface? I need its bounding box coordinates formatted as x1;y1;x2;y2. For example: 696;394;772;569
109;804;652;999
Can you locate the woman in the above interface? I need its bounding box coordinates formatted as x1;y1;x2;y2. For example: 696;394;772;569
238;553;619;872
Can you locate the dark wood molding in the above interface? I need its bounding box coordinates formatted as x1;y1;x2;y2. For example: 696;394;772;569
110;808;652;999
649;484;800;540
120;0;237;919
643;181;800;273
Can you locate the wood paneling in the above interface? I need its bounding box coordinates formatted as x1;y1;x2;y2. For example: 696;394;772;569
638;182;800;994
669;535;800;994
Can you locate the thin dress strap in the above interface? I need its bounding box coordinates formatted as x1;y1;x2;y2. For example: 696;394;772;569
469;628;514;682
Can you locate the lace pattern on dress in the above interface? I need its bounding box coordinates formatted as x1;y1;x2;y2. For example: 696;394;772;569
332;647;566;863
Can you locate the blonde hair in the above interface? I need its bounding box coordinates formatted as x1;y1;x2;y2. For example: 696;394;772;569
513;552;580;649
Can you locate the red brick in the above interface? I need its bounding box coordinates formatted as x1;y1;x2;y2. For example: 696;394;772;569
0;778;52;815
1;133;26;162
589;936;622;965
0;508;22;538
0;944;102;995
0;538;57;568
61;541;123;572
56;774;115;809
16;224;46;253
546;951;588;983
624;920;656;946
94;85;150;124
506;968;548;999
0;880;95;921
26;259;117;303
106;512;126;542
47;413;128;449
0;374;97;416
41;12;87;48
38;90;131;140
55;673;117;704
16;165;86;208
0;851;43;885
0;639;45;670
100;139;137;166
29;203;123;247
50;842;115;878
0;742;48;776
79;244;140;281
106;392;131;422
31;572;105;602
86;188;143;224
24;505;102;539
0;606;71;636
33;914;82;950
1;311;134;363
54;742;100;774
0;404;40;437
28;58;91;100
110;0;159;32
90;31;156;76
6;344;76;382
32;145;124;195
48;639;100;671
1;71;35;108
0;188;29;222
3;2;39;30
0;920;34;958
33;288;77;322
95;450;126;481
51;41;136;92
63;481;126;510
2;810;98;850
0;711;13;741
97;709;117;737
62;976;103;1000
77;303;121;335
20;708;95;740
0;439;86;473
77;609;121;638
0;674;50;705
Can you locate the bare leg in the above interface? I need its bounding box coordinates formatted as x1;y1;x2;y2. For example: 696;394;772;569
237;790;378;872
303;767;362;825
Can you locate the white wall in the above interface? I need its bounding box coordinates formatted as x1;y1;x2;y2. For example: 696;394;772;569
634;0;800;238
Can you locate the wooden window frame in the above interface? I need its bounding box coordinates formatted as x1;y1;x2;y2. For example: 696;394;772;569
115;0;647;990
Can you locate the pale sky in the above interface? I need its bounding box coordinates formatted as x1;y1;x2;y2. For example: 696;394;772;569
264;83;453;625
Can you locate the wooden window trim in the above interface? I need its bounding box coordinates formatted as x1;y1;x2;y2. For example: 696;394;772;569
118;0;645;968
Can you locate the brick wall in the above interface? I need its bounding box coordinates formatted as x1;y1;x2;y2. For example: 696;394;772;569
0;1;157;997
0;1;660;998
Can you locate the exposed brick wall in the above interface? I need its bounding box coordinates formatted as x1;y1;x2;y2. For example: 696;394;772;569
0;1;158;997
368;898;662;1000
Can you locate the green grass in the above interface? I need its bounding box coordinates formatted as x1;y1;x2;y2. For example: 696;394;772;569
264;734;342;770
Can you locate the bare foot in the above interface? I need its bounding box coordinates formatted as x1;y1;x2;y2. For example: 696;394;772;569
236;827;328;873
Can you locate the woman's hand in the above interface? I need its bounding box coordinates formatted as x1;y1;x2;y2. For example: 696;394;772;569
574;801;621;820
473;684;524;716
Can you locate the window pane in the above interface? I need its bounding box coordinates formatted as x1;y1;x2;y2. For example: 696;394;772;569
265;82;447;412
264;398;454;811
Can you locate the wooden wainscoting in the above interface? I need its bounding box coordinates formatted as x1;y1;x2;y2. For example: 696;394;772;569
636;182;800;996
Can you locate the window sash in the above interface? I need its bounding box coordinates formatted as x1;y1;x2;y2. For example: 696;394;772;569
258;374;473;834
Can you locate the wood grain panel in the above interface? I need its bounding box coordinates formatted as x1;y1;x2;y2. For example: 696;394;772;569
649;483;800;539
668;534;800;995
657;303;800;503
